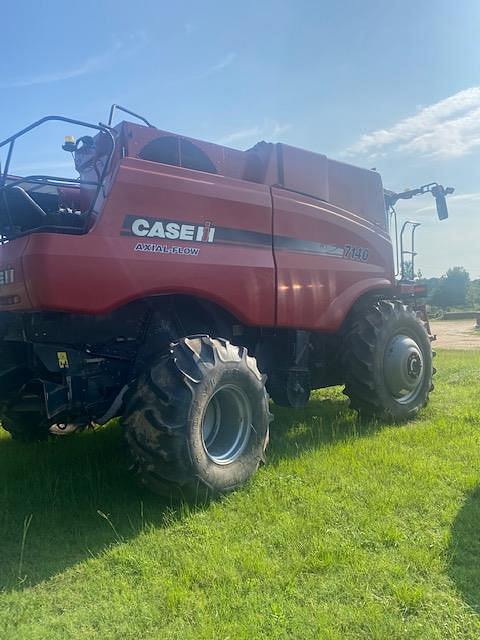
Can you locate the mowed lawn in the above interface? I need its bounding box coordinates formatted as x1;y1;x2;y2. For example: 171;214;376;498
0;351;480;639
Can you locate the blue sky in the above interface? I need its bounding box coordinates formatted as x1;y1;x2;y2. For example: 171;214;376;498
0;0;479;277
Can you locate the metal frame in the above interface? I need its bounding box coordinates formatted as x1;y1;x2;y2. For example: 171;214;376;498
0;116;116;238
388;206;400;277
385;181;453;281
107;104;154;128
399;220;421;281
384;182;451;209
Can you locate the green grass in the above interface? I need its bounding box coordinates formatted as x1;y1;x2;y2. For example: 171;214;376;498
1;351;480;639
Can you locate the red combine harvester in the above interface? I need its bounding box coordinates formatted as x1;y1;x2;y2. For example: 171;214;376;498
0;106;453;497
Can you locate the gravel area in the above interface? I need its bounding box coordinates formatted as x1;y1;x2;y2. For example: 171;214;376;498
430;319;480;350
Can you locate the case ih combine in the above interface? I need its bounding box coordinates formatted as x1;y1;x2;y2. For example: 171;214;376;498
0;105;453;497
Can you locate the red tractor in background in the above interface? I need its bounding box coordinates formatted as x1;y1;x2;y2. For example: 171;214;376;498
0;105;453;497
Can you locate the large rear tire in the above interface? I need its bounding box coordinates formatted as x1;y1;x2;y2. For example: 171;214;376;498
341;299;433;422
123;336;271;499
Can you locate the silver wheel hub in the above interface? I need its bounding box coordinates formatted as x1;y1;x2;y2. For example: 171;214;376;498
384;334;425;404
201;384;252;465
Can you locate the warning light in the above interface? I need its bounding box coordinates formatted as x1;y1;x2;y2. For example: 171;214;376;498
62;135;76;152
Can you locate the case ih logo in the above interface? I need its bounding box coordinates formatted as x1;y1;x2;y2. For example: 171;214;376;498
0;266;14;286
122;215;216;243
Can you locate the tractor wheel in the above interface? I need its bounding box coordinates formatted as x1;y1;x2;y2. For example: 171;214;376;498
123;336;271;499
341;299;433;422
0;411;49;442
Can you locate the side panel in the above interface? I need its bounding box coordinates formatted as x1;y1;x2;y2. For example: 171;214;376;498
21;159;276;326
0;236;32;310
272;188;394;331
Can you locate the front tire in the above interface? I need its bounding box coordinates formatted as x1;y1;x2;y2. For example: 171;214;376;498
341;299;433;421
123;336;271;499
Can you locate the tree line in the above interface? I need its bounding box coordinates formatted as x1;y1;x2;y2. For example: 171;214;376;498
415;266;480;309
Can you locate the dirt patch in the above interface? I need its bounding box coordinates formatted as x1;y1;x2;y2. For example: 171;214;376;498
430;319;480;350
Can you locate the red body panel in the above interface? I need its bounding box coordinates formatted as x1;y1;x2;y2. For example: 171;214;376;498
0;237;32;308
0;120;395;332
21;159;276;326
272;188;393;330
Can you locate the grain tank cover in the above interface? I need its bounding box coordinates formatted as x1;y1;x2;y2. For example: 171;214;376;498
120;122;387;228
248;141;387;228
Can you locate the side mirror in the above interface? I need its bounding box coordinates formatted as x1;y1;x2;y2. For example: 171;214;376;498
432;184;454;221
434;191;449;220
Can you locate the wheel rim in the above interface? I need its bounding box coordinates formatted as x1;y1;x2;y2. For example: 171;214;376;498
384;334;425;404
201;384;252;465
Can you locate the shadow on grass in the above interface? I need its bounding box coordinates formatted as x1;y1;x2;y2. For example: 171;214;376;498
267;392;380;461
449;487;480;614
0;423;180;591
0;391;377;592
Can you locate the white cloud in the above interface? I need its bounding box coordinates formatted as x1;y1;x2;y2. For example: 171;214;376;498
217;120;291;147
391;191;480;277
271;122;291;138
0;33;147;89
218;126;262;145
413;191;480;214
346;86;480;158
387;191;479;218
200;52;237;78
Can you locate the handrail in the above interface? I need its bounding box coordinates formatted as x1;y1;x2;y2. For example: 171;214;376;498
0;115;117;237
399;220;421;281
388;206;400;277
107;104;154;128
4;175;101;189
0;116;116;184
0;115;113;149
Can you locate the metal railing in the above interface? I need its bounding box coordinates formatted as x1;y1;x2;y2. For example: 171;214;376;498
399;220;421;281
0;116;117;237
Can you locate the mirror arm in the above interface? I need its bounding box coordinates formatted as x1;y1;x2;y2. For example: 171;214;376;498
385;182;454;220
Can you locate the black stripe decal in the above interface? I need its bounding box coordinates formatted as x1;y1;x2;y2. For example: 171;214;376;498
121;215;345;258
215;227;272;247
275;236;344;257
213;228;344;258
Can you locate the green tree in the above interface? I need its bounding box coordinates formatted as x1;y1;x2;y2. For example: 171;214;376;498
431;267;470;309
467;279;480;308
401;260;414;280
401;260;423;281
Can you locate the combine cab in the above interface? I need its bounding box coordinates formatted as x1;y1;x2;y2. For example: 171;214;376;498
0;105;452;497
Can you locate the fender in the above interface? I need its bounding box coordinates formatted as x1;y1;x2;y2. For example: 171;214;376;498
316;277;393;332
